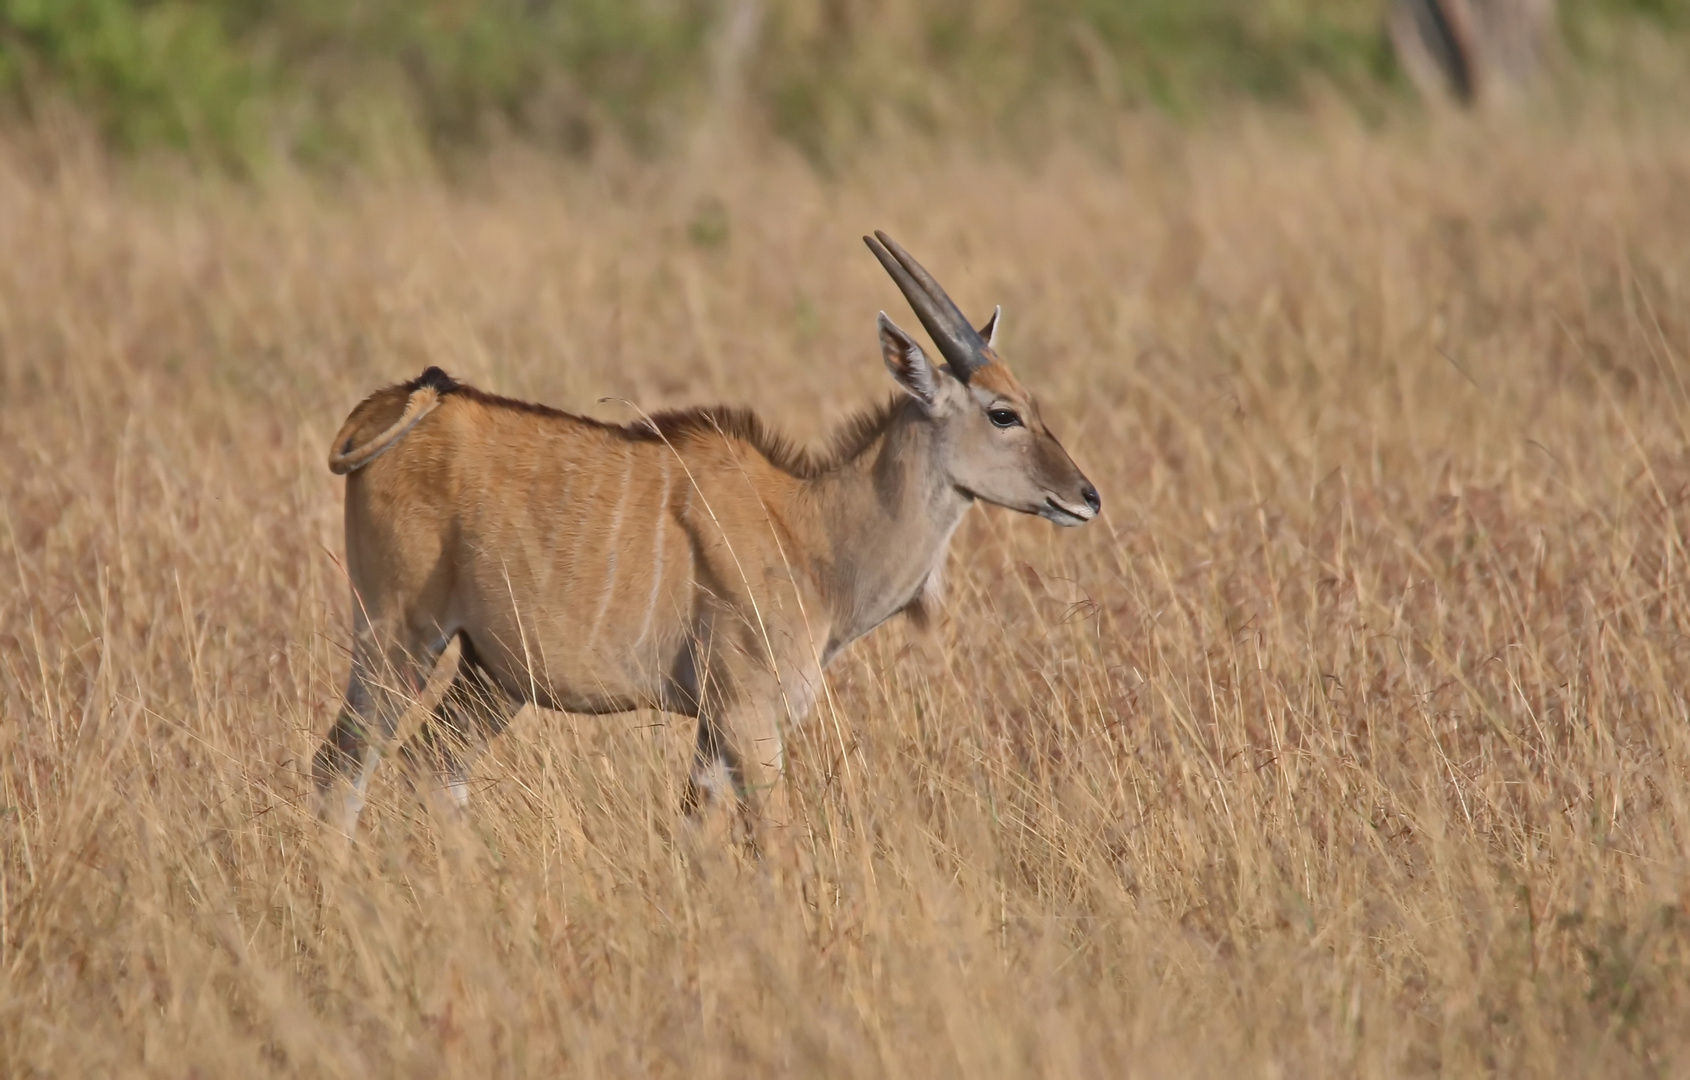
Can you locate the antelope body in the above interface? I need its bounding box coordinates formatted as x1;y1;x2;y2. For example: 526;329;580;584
313;233;1100;834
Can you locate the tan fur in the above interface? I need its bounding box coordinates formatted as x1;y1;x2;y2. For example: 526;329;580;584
327;383;444;475
314;312;1098;838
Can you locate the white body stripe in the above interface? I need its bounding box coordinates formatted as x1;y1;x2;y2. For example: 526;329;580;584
635;458;670;651
586;445;632;649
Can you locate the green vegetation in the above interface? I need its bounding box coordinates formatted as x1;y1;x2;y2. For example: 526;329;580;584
754;0;1398;162
0;0;715;168
0;0;1684;168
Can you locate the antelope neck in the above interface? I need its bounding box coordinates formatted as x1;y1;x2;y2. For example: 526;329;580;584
808;401;972;650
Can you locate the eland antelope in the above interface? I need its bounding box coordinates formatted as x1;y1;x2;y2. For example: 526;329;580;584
312;231;1100;835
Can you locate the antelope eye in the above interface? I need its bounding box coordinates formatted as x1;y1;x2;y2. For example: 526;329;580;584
987;408;1022;429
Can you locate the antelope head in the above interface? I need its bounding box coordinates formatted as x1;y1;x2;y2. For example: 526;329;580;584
865;231;1101;526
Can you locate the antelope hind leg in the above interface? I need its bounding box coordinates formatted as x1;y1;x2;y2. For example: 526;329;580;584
399;639;519;817
313;634;448;837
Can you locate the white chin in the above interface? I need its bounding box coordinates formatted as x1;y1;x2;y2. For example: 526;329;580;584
1039;505;1089;527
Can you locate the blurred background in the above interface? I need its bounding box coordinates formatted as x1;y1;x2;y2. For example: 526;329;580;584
0;0;1684;173
9;4;1690;1076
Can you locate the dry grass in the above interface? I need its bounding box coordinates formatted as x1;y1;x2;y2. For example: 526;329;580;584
4;108;1690;1077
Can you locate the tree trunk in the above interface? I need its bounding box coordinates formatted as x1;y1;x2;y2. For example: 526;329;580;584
1389;0;1558;106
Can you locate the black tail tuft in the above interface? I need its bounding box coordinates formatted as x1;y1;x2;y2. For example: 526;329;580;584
410;366;460;395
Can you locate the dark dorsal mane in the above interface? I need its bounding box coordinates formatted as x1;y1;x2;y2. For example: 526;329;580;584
635;400;904;480
406;366;903;481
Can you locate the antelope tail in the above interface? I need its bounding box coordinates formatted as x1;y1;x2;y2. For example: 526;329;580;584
327;382;446;475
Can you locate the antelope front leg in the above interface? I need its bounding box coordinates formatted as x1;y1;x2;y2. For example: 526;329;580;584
684;699;787;851
684;656;823;849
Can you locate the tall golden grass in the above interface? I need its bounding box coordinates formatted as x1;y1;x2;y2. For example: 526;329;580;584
4;107;1690;1076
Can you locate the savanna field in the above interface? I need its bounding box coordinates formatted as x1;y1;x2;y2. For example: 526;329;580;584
4;103;1690;1076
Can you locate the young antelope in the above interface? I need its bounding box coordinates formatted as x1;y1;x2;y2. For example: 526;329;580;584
313;232;1100;835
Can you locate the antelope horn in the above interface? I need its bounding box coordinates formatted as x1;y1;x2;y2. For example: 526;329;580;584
864;230;994;380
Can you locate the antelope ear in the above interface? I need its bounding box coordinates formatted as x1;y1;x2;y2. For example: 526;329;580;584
878;312;939;406
978;305;1001;347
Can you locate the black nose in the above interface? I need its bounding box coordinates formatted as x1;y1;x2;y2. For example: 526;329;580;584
1082;484;1102;514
